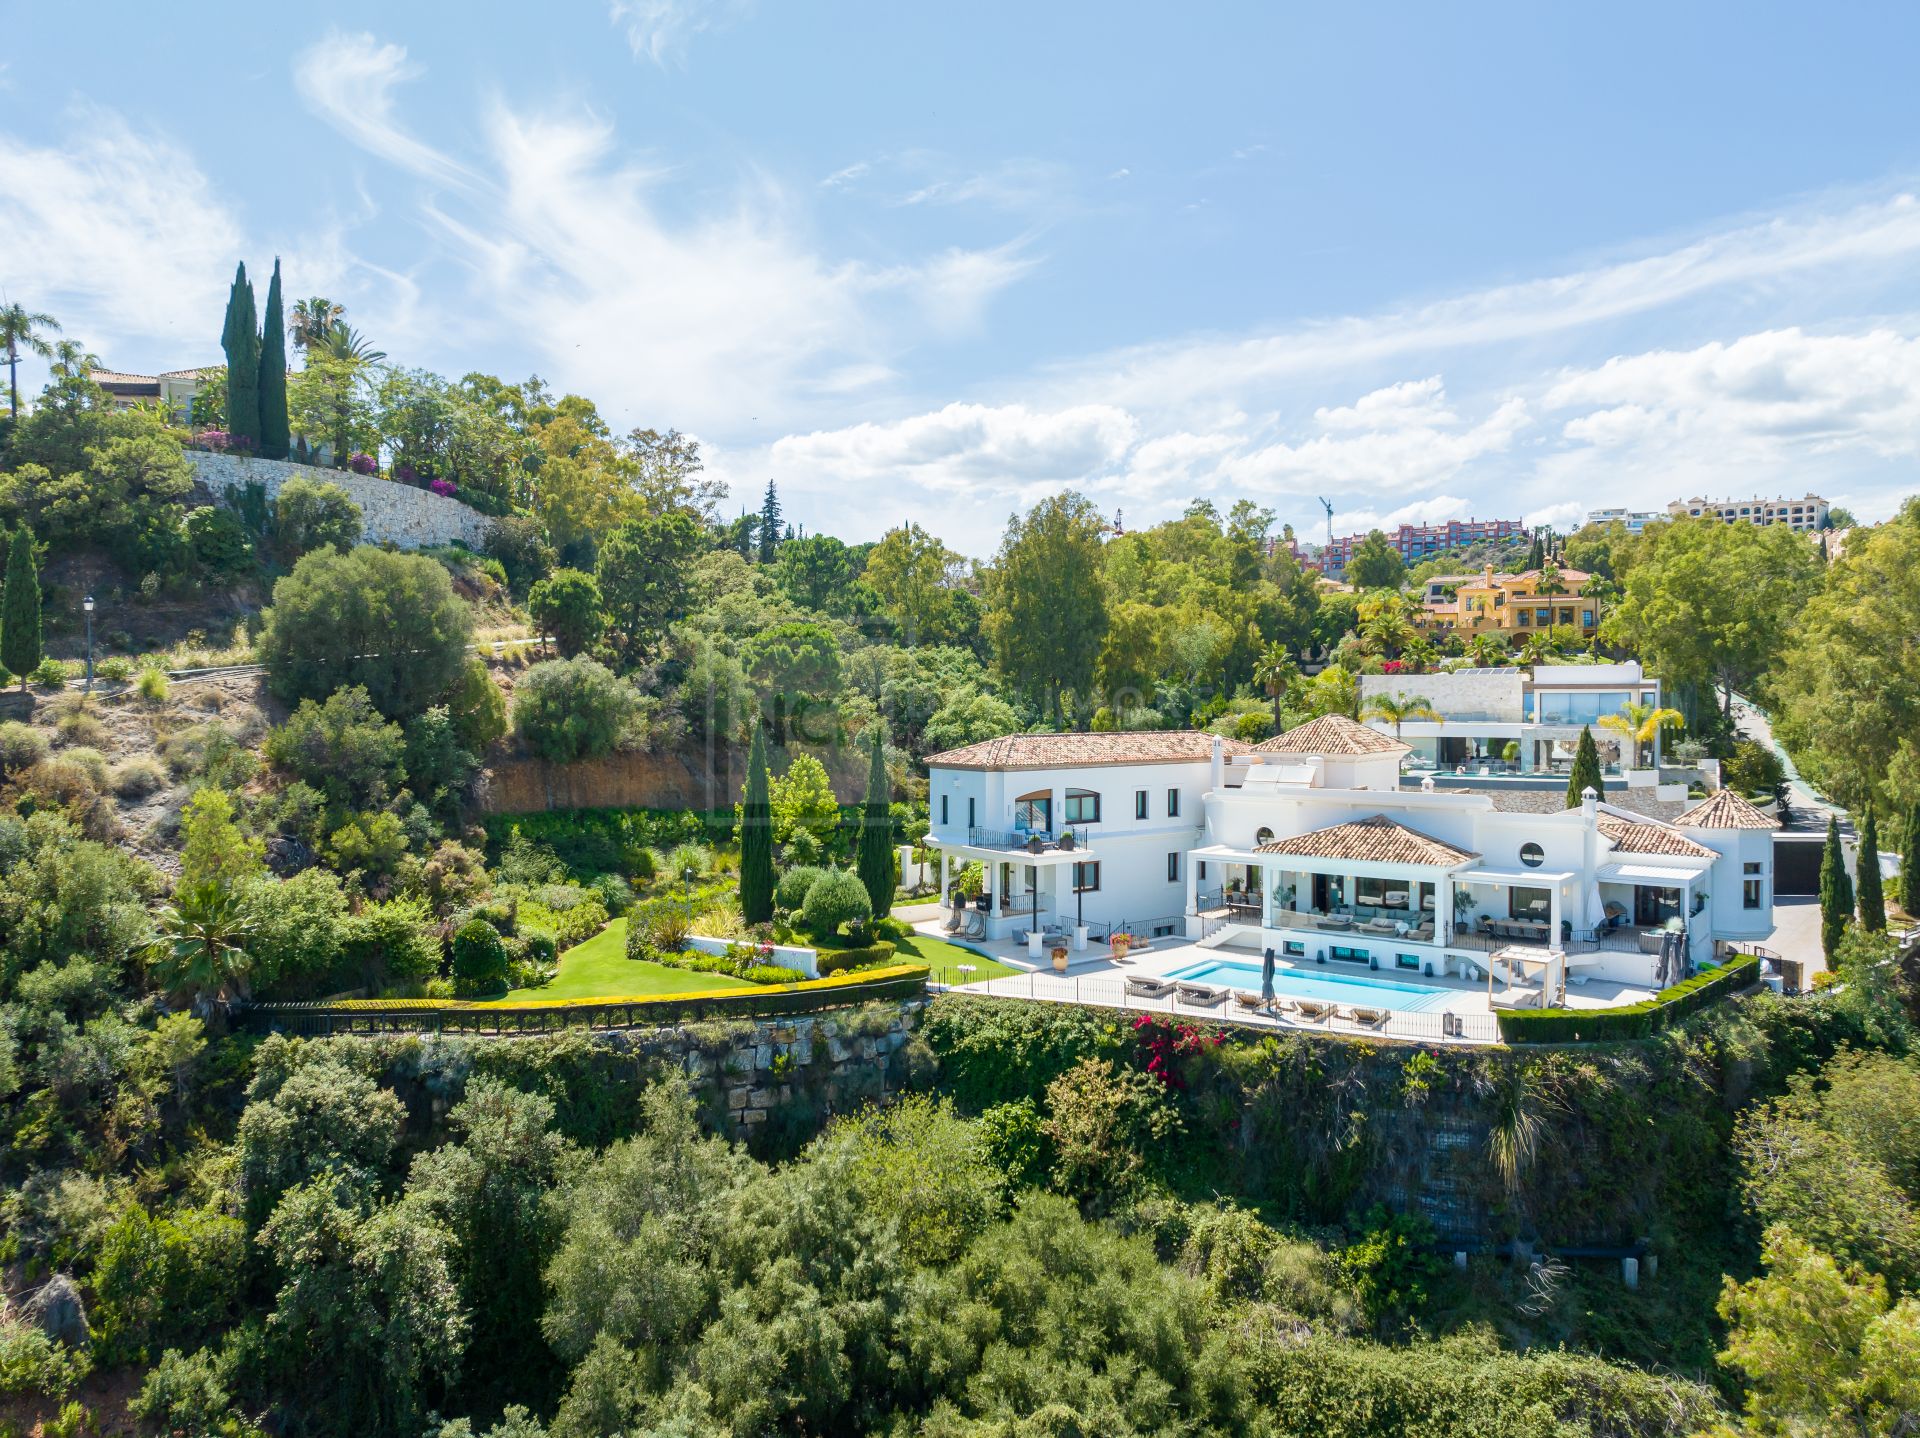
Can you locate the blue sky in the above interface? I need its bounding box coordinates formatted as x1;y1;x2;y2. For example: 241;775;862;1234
6;2;1920;548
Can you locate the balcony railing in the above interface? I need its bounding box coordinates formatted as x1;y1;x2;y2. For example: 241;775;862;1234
1185;898;1663;957
965;825;1092;853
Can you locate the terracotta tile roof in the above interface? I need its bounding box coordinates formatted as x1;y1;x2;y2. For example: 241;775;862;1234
1675;789;1777;830
1480;787;1687;821
1254;713;1409;757
159;366;221;379
1502;567;1593;586
88;369;159;386
925;730;1250;770
1598;817;1717;859
1255;814;1477;867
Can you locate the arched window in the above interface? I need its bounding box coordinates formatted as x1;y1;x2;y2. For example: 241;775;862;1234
1014;790;1051;832
1064;788;1101;824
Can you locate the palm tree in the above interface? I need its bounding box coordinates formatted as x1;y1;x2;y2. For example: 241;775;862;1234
290;295;344;352
47;339;99;382
1599;700;1685;769
1361;606;1414;660
151;881;254;1018
323;322;386;365
0;302;60;420
1536;561;1568;596
1252;642;1298;730
1467;632;1509;668
1360;692;1443;738
1516;632;1553;666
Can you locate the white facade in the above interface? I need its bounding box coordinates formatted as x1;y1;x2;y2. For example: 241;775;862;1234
1358;662;1665;775
1585;507;1666;534
1669;494;1829;531
925;719;1776;990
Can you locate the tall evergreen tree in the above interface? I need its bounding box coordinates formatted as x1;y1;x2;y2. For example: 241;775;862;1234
739;723;774;925
221;262;262;448
1819;815;1854;959
857;724;893;919
1856;802;1885;932
1;526;41;689
1903;803;1920;919
757;481;782;564
257;258;290;459
1565;725;1604;808
1526;535;1545;570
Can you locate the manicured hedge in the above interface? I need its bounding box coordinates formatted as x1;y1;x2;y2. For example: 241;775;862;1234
1497;954;1761;1044
817;941;897;976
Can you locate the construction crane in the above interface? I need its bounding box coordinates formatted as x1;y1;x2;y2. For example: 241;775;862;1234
1318;496;1334;552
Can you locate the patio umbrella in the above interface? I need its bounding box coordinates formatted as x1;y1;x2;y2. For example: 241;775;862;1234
1260;947;1276;1007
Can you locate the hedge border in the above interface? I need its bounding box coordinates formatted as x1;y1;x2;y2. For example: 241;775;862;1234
1496;954;1762;1044
248;964;929;1035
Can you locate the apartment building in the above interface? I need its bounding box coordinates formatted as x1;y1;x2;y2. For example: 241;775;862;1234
1319;518;1527;579
1669;495;1829;531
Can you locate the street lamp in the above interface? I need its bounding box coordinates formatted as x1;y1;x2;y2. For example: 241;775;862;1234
82;595;94;693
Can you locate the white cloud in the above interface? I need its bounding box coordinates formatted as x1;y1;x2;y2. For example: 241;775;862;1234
897;158;1071;212
0;104;244;362
1222;389;1530;494
771;401;1139;500
608;0;749;65
820;161;870;189
293;33;478;191
1331;495;1476;535
905;242;1041;334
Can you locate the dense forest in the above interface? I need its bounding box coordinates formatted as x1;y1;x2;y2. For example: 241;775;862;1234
1;287;1918;1436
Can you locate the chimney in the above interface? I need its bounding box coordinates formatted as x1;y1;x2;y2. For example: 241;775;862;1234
1210;734;1225;792
1581;785;1599;818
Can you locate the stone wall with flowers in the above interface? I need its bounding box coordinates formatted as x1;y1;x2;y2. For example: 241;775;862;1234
187;451;493;550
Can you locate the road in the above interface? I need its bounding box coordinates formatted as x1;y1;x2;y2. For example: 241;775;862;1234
1727;690;1840;832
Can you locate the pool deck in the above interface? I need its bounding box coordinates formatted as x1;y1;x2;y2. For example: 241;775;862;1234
915;919;1657;1046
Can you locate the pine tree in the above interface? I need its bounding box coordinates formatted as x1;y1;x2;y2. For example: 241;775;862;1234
1903;803;1920;919
1820;815;1854;959
758;480;782;564
1526;535;1544;570
1;526;41;688
739;722;774;925
257;258;290;459
1565;725;1604;808
857;724;894;919
221;262;261;448
1856;802;1885;932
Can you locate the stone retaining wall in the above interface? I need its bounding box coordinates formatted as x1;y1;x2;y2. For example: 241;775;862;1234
186;451;494;550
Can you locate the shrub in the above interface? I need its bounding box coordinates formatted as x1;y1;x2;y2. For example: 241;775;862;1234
1339;1205;1444;1332
451;918;510;996
54;708;106;747
775;864;829;912
527;568;603;658
551;896;610;947
512;656;638;763
97;656;133;684
742;964;808;985
30;657;68;690
262;685;407;810
109;756;168;799
817;941;896;975
631;899;692;954
800;868;872;939
135;665;170;705
0;719;49;774
1497;955;1760;1043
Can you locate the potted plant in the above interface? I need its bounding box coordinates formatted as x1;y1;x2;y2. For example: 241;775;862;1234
1051;943;1070;972
1058;831;1076;851
1110;931;1133;959
1027;835;1045;856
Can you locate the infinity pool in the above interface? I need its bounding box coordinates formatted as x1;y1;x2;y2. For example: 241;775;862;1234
1169;958;1458;1013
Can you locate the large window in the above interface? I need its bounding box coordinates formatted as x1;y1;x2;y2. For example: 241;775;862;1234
1744;861;1765;910
1014;791;1052;832
1355;877;1412;911
1534;690;1637;725
1064;788;1101;824
1509;886;1552;921
1072;862;1101;893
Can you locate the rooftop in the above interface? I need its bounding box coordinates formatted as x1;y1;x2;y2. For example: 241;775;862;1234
1254;713;1409;757
1675;789;1778;830
1255;814;1478;868
924;730;1250;770
1598;817;1718;860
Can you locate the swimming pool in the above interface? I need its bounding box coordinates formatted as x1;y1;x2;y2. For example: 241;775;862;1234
1169;958;1457;1013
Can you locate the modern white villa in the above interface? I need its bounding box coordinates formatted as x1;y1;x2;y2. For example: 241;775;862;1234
924;715;1777;1006
1357;662;1667;776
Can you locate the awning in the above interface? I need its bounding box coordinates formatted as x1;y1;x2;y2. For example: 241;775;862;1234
1454;866;1576;886
1596;862;1697;884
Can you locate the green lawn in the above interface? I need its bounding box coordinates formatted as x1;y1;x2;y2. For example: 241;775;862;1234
892;931;1020;987
492;918;757;1003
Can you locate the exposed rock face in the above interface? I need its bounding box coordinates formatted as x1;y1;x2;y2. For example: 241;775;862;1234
187;452;493;550
23;1274;88;1348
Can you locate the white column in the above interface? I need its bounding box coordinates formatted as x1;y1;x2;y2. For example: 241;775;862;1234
939;850;950;909
986;860;1000;937
1549;884;1563;952
1261;864;1273;930
1186;854;1199;915
1436;873;1453;943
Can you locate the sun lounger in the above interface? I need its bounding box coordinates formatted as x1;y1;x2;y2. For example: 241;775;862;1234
1232;990;1268;1013
1175;983;1227;1008
1350;1007;1391;1030
1125;976;1174;1000
1294;1000;1334;1022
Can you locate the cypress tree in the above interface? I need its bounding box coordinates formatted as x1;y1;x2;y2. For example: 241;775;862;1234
1565;725;1604;808
758;480;782;564
857;724;894;919
221;262;261;449
1857;802;1885;932
1903;803;1920;919
257;258;290;459
739;722;774;925
1;526;41;688
1820;815;1854;959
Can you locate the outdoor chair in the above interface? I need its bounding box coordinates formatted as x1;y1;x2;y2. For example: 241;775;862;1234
1125;976;1174;1000
1349;1007;1391;1031
1294;1000;1334;1022
1232;990;1268;1013
1175;983;1228;1008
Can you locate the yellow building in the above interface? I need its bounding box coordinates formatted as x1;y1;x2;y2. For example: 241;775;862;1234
1414;563;1600;638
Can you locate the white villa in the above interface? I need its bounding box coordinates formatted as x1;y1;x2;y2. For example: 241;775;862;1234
924;715;1778;999
1357;662;1667;777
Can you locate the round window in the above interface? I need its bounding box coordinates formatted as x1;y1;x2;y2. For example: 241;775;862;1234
1519;842;1545;868
1255;827;1275;846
